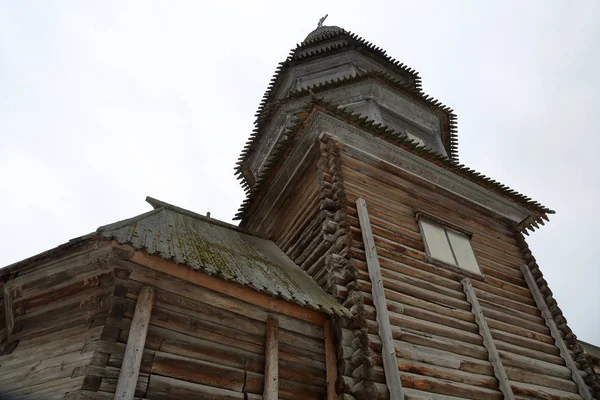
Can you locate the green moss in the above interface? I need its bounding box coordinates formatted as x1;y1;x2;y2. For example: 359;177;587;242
175;216;231;270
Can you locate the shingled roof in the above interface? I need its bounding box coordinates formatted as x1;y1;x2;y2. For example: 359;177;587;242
236;26;436;185
3;197;349;317
235;99;554;232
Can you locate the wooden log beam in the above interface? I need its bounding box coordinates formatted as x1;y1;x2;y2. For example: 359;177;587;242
520;264;593;400
116;244;330;325
264;317;279;400
324;319;338;400
461;278;515;399
3;284;14;338
356;198;403;400
114;286;155;400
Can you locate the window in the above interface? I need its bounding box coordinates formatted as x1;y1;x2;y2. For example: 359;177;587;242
419;218;481;275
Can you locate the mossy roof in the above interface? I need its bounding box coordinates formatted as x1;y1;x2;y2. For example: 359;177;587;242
97;197;348;316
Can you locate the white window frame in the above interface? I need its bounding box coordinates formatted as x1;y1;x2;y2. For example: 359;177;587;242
418;216;482;276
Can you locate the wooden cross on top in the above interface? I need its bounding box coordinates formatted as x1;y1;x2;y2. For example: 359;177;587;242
317;14;328;28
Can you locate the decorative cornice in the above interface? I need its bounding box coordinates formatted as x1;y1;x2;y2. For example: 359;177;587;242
236;27;432;185
235;99;553;233
239;71;457;190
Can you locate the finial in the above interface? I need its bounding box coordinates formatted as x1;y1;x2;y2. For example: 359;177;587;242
317;14;328;28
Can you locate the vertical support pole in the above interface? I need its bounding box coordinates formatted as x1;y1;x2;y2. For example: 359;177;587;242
3;285;14;337
263;317;279;400
324;319;338;400
114;286;155;400
356;198;403;400
461;278;515;399
521;265;593;399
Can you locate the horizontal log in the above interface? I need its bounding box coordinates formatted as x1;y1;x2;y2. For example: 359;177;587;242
146;374;244;399
481;304;549;335
0;351;94;392
473;287;541;318
505;366;578;393
493;336;565;365
152;350;246;392
244;371;326;399
0;324;103;369
120;259;325;339
121;248;329;326
498;349;572;379
401;371;502;400
340;159;517;246
393;341;493;376
403;387;468;400
490;328;560;356
398;358;498;389
509;380;582;400
4;376;86;399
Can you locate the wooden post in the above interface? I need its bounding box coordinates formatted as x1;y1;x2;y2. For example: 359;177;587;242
263;317;279;400
520;265;593;400
324;319;338;400
3;285;14;337
356;198;403;400
461;278;515;400
114;286;155;400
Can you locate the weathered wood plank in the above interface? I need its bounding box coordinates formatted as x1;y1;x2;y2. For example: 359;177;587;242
151;351;245;392
324;319;337;400
146;374;244;399
521;264;592;400
264;317;279;400
462;278;515;399
118;247;329;325
356;197;403;400
114;286;155;400
3;283;14;338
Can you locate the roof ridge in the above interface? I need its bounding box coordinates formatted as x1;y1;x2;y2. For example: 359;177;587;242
96;207;165;234
144;196;266;238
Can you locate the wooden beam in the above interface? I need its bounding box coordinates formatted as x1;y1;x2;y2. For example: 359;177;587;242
356;198;403;400
324;319;337;400
114;286;155;400
461;278;515;399
263;317;279;400
3;284;14;338
115;243;328;325
520;265;593;400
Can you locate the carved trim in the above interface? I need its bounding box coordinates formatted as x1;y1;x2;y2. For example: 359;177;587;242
314;113;532;223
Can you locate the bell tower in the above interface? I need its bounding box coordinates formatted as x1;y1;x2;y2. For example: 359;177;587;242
235;21;597;400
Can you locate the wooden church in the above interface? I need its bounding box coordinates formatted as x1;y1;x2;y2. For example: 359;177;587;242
1;22;598;400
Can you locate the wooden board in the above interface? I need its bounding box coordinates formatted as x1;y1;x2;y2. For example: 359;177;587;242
114;286;155;400
521;264;592;400
356;197;404;400
462;278;515;399
264;317;279;400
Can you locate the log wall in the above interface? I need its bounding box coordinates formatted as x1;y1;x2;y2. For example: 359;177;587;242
249;138;378;400
0;243;332;400
334;139;589;400
0;243;118;399
106;259;328;400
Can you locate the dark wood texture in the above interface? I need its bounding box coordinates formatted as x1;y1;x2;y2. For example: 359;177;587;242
264;317;280;400
114;286;155;400
356;197;404;400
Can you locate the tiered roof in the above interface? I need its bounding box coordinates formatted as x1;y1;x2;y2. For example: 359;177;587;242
234;25;553;231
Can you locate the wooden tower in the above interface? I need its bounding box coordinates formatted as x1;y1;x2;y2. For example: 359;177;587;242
236;24;600;399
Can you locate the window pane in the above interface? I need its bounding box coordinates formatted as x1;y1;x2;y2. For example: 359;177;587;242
421;219;455;265
447;230;480;274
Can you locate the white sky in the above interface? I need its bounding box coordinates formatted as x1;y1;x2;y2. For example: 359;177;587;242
1;1;598;343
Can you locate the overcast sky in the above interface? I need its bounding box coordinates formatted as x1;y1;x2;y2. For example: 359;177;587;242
1;1;598;343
